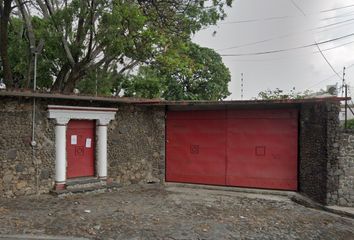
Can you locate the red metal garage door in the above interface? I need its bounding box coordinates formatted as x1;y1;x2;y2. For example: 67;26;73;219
166;109;298;190
166;111;226;185
67;120;95;178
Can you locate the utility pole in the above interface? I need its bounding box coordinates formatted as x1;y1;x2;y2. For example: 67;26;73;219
31;39;44;194
342;67;346;97
345;84;348;129
241;73;244;100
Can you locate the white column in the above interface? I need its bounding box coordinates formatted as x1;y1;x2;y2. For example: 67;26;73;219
97;124;108;179
54;119;68;189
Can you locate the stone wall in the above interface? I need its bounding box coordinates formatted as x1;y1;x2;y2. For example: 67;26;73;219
107;105;165;185
0;98;55;197
327;131;354;207
0;97;166;197
1;95;351;205
298;102;341;204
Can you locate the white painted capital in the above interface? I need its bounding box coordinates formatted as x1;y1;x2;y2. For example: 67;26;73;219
97;118;112;126
55;117;70;125
48;105;117;124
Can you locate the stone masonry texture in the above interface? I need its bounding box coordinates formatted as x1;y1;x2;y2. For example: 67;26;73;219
327;131;354;207
0;98;55;197
107;105;165;185
299;102;341;205
299;103;328;204
0;96;165;197
0;95;352;208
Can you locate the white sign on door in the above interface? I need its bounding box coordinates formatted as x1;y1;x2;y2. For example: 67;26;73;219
71;135;77;145
85;138;92;148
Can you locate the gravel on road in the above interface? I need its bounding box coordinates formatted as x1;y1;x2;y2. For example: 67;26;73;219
0;184;353;240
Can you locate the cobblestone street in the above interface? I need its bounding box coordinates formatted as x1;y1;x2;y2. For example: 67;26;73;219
0;185;353;240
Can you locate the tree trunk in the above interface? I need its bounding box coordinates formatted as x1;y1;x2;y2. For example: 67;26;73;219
62;78;76;94
0;0;13;87
51;63;70;92
16;0;37;89
25;53;34;88
62;68;84;94
63;70;80;94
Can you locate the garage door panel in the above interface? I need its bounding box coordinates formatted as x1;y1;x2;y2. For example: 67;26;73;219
226;113;298;191
166;113;226;185
226;176;297;190
167;146;225;171
168;110;226;120
227;109;298;119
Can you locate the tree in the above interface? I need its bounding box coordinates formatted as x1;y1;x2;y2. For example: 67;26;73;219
123;42;231;100
0;0;14;87
0;0;233;93
16;0;38;88
257;88;313;100
5;16;53;88
123;66;166;99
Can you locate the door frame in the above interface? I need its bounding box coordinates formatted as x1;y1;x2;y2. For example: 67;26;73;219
48;105;117;190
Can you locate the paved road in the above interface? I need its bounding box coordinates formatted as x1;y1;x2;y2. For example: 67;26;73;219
0;185;353;240
0;234;88;240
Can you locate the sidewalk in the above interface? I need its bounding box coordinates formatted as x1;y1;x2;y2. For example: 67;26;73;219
325;205;354;218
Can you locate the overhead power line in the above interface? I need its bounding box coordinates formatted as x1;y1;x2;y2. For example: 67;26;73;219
317;17;354;30
290;0;306;16
221;15;296;24
321;3;354;13
218;18;354;52
320;39;354;51
219;32;354;57
290;0;353;73
223;39;354;63
314;41;342;81
320;10;354;21
303;64;354;91
221;3;354;25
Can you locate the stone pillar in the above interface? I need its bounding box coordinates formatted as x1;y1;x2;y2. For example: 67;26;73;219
97;119;109;179
54;118;69;190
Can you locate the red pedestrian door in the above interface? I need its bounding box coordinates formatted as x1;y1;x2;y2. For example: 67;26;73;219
166;109;298;191
66;120;95;178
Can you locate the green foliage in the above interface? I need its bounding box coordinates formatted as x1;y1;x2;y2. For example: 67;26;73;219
123;67;165;99
76;68;118;96
7;17;28;86
257;88;313;100
346;119;354;130
124;42;231;100
1;0;233;95
5;16;58;88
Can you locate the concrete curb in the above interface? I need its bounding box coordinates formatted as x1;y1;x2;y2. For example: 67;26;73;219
290;194;354;219
165;183;354;219
164;182;295;197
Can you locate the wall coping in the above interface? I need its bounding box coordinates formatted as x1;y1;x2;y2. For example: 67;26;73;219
0;90;347;106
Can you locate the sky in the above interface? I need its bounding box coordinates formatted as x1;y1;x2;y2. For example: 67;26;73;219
193;0;354;100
